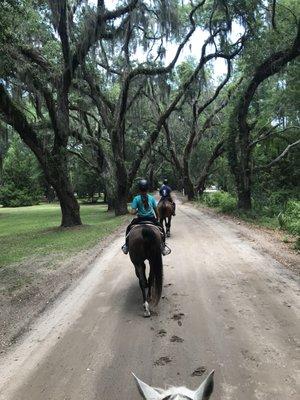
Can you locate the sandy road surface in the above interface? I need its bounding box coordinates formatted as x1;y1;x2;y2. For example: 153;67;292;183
0;202;299;399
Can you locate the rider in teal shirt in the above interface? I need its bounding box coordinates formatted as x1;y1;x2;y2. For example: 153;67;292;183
131;194;157;218
121;179;170;256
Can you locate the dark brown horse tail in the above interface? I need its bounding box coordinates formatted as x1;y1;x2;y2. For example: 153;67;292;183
160;200;167;219
142;227;163;305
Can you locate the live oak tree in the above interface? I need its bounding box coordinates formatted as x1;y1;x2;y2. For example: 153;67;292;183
0;0;137;225
0;0;298;220
159;63;235;200
227;1;300;210
74;0;247;214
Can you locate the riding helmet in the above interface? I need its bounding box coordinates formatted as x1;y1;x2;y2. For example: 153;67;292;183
163;178;168;184
138;179;149;191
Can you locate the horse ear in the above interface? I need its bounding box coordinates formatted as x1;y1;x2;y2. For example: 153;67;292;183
194;370;214;400
132;373;161;400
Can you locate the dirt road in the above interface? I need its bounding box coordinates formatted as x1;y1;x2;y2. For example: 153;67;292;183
0;202;299;399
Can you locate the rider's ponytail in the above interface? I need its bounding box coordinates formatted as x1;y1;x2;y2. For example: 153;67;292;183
141;194;149;209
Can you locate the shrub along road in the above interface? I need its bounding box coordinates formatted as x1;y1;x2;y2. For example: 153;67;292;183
0;201;299;399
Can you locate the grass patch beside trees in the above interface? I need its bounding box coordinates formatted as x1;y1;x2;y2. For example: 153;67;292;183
0;203;127;267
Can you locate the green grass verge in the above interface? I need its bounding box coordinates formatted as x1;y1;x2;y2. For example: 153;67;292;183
196;192;300;248
0;203;127;267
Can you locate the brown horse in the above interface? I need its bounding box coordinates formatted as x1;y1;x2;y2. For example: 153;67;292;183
128;224;163;317
157;199;173;237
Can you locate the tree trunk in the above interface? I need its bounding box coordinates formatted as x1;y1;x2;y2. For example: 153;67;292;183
196;141;225;195
114;191;128;215
183;175;195;200
107;197;115;212
237;186;251;210
0;154;3;186
56;185;81;226
110;123;129;216
236;117;252;211
149;165;154;191
197;179;206;196
230;29;300;211
113;160;128;216
236;154;252;211
182;153;195;200
0;84;82;227
46;153;82;226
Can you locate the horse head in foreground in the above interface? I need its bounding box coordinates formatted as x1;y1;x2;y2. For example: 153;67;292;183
133;370;214;400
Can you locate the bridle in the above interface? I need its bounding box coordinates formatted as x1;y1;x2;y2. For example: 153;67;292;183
162;396;193;400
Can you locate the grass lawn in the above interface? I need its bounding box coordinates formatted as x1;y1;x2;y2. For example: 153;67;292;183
0;203;127;267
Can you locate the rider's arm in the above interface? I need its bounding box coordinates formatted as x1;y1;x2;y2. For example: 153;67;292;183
151;197;159;219
130;196;139;215
130;207;138;215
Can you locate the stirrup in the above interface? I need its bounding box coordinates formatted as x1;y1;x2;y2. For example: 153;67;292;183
162;244;171;256
121;244;129;255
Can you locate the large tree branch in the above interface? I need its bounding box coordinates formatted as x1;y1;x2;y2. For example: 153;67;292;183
127;1;206;80
83;68;115;114
196;59;232;119
126;78;147;111
68;149;99;172
127;34;243;187
25;72;60;138
238;20;300;135
71;0;138;77
195;141;225;193
163;121;183;172
47;1;70;65
19;46;52;72
184;59;232;161
0;84;45;163
114;1;207;131
191;77;241;152
254;139;300;170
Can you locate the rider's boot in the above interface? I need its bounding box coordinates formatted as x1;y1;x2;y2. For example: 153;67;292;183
121;243;129;254
172;203;176;216
161;243;171;256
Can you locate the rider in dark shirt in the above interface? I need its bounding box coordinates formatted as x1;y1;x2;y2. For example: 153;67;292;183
159;179;176;216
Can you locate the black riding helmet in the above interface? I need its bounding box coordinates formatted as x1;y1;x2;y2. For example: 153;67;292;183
163;178;168;184
138;179;149;191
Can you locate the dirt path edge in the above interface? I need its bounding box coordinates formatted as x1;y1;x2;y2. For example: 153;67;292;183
191;202;299;275
0;222;127;355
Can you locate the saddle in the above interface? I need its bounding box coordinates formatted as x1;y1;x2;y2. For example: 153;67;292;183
128;221;164;237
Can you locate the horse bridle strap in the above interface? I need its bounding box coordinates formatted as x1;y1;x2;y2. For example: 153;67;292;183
162;396;192;400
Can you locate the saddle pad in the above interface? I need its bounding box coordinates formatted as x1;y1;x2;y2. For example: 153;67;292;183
128;223;163;237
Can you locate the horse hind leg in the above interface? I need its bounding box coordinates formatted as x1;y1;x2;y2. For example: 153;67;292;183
134;262;150;317
147;267;154;303
166;217;171;237
143;301;150;318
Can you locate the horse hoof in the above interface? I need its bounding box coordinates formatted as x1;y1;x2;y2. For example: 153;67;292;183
143;301;151;317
